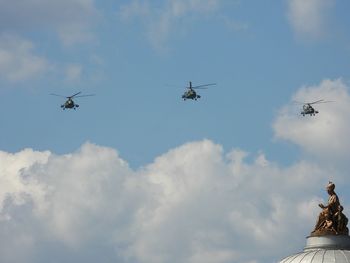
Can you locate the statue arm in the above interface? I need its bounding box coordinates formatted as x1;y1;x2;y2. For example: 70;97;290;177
319;203;326;209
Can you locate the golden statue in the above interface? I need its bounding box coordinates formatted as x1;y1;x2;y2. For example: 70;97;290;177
311;182;349;236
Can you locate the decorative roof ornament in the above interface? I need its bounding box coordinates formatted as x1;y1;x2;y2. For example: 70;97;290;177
311;181;349;236
279;182;350;263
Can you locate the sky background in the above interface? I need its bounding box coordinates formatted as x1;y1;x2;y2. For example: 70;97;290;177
1;0;350;263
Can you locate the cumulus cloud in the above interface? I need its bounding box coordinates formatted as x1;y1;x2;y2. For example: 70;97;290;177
0;148;50;213
0;34;49;82
2;77;350;262
0;140;341;263
287;0;334;39
0;0;99;45
274;78;350;160
118;0;224;49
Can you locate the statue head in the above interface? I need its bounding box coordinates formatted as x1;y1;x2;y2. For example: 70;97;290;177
326;181;335;194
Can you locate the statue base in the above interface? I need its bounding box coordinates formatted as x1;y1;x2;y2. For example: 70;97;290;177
305;235;350;251
310;229;337;236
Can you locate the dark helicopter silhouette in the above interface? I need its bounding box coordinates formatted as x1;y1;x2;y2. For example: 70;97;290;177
50;92;95;110
182;81;216;100
295;99;333;116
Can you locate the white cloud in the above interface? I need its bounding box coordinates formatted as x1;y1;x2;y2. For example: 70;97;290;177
118;0;224;50
0;0;99;46
0;34;49;82
273;78;350;160
0;148;50;212
287;0;334;39
2;78;350;262
0;140;341;263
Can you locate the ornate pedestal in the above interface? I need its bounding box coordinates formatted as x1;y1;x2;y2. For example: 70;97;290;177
305;235;350;250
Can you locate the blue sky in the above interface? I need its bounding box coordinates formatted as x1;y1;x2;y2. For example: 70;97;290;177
1;1;350;263
0;0;349;167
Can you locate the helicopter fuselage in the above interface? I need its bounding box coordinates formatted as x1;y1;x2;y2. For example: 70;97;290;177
301;104;318;116
61;99;79;110
182;89;201;100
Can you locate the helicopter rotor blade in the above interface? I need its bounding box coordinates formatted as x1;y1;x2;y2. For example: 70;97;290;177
311;100;334;104
74;94;95;98
308;99;324;105
50;92;95;99
292;100;306;105
293;99;334;105
50;93;67;98
192;83;216;89
306;100;334;105
69;91;82;98
293;99;324;105
193;87;209;90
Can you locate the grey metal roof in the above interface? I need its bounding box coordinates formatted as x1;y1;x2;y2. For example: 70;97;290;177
279;249;350;263
279;236;350;263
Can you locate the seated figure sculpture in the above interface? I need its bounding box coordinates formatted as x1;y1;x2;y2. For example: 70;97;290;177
335;205;349;235
311;182;349;236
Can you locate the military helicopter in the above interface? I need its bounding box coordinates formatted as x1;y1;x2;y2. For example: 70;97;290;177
295;99;333;116
182;81;216;100
50;92;95;110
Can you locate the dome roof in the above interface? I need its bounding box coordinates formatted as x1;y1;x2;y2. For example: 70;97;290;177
280;249;350;263
279;236;350;263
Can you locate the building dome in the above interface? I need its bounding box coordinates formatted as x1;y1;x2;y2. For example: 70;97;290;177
278;182;350;263
279;235;350;263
